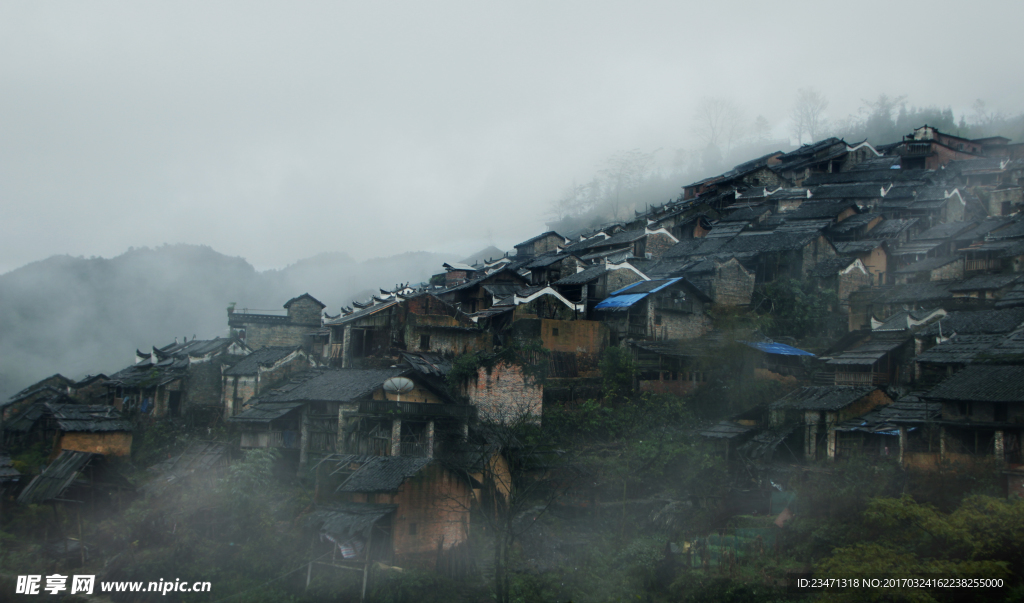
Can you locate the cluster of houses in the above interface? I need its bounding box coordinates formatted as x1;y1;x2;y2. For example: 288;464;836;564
3;124;1024;581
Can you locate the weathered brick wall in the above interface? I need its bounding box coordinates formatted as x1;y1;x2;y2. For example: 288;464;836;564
186;361;229;408
534;234;565;255
599;268;645;298
465;362;542;424
243;322;312;349
740;167;785;189
558;256;586;280
644;232;678;259
651;310;713;341
711;258;755;306
445;270;470;287
58;431;132;457
223;375;257;419
286;298;323;326
837;265;871;304
930;259;965;282
801;235;837;275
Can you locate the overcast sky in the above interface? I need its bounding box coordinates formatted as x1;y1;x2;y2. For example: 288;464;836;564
2;1;1022;274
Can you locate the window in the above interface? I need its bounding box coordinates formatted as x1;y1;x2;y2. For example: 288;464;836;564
408;523;417;536
420;334;430;350
552;327;559;337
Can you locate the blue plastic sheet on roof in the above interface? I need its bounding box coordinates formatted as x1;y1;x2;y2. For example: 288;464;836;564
609;277;682;297
595;294;648;310
740;341;815;357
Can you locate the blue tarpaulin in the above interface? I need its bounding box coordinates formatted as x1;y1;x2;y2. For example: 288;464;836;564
740;341;815;357
595;294;648;310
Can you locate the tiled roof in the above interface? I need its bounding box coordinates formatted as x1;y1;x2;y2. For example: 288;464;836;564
307;503;396;540
770;386;882;411
924;365;1024;403
228;402;305;423
826;338;906;365
871;282;953;305
400;352;452;377
44;402;132;432
916;221;976;241
284;293;326;309
869;218;919;239
515;231;566;248
223;347;300;376
808;257;859;278
835;398;941;433
17;450;98;504
324;299;400;326
893;255;961;274
915;334;1006;365
328;454;433;493
919;308;1024;337
947;273;1023;292
552;265;607;286
699;421;756;439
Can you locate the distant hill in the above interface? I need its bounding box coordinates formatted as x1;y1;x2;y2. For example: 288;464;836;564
0;244;458;397
459;246;509;266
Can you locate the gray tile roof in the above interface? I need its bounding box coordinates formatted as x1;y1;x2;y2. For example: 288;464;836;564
871;282;954;305
915;334;1006;365
246;368;408;405
553;265;607;286
826;338;906;365
307;503;397;540
223;347;300;376
328;454;433;493
869;218;919;239
919;308;1024;337
924;365;1024;403
45;402;132;432
770;385;882;411
17;450;98;504
808;257;859;278
228;402;305;423
835;398;942;433
893;255;961;274
947;273;1023;292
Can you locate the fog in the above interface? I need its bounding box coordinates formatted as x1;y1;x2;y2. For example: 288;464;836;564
2;1;1023;276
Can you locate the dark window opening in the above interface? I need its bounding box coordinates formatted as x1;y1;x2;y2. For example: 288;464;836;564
409;523;417;536
552;327;559;336
420;334;430;350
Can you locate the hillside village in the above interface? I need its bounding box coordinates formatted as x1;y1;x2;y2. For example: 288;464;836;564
4;124;1024;601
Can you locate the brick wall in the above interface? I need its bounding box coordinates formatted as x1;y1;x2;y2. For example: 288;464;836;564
223;375;257;419
286;298;324;326
599;268;645;298
242;322;312;349
837;264;871;305
711;258;755;306
186;361;228;409
340;464;471;567
644;232;678;259
465;362;542;424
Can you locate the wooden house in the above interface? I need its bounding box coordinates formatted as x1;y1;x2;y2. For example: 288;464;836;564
107;337;249;420
326;292;492;368
313;454;472;570
768;386;893;461
229;368;473;470
222;346;311;419
596;278;713;344
4;395;133;458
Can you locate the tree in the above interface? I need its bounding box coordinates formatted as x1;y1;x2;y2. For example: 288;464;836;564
790;87;829;144
692;97;745;159
439;396;572;603
751;114;772;143
598;149;660;221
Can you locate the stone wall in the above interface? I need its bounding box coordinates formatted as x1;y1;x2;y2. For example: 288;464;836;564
240;322;312;349
644;232;678;259
286;297;324;326
837;262;872;305
711;258;755;306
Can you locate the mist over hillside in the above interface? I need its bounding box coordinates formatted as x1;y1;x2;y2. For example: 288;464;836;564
0;244;481;397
